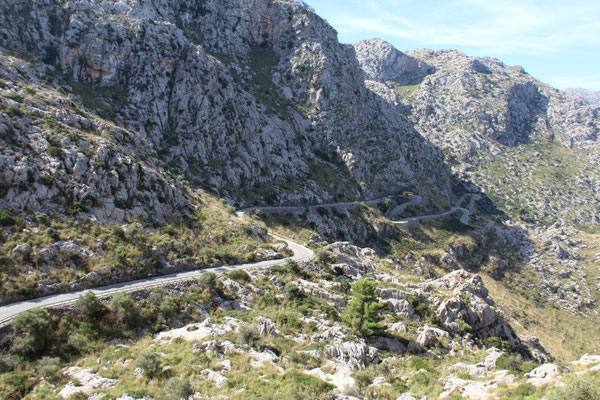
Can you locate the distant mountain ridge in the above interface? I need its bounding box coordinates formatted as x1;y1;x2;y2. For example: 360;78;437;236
566;87;600;105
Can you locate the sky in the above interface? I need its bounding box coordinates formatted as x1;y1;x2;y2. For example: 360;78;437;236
305;0;600;91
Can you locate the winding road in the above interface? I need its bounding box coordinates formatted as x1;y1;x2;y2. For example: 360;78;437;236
0;235;313;327
0;192;486;326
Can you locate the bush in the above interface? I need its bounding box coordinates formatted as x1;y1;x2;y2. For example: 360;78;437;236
284;282;306;303
495;354;535;374
342;278;386;337
238;325;260;346
47;146;63;158
109;292;141;328
34;212;49;225
3;105;23;117
37;357;61;381
548;374;600;400
353;370;374;394
316;206;329;216
75;291;106;321
10;308;51;356
160;377;192;400
135;350;162;379
0;209;20;227
67;333;89;353
159;297;178;320
197;272;221;298
160;226;176;236
280;371;334;397
111;225;125;239
226;269;250;283
315;250;333;266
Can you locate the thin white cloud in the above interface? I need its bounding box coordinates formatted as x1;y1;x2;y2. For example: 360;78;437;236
329;0;600;55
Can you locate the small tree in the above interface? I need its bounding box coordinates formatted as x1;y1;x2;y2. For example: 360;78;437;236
135;350;162;379
10;308;51;356
75;291;106;321
67;332;89;353
109;292;141;328
160;377;192;400
37;357;61;381
342;278;385;337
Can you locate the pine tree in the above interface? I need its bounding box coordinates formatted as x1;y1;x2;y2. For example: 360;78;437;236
342;278;386;337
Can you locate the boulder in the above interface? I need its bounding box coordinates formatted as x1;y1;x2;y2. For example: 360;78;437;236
257;316;277;337
526;364;569;386
326;341;379;370
58;367;117;398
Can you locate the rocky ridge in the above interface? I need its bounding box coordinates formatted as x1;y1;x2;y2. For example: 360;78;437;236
354;38;600;226
0;0;458;222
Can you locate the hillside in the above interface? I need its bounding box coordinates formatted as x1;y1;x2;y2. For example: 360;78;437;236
0;1;599;400
354;38;600;229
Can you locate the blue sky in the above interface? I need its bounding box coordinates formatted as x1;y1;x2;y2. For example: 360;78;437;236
306;0;600;90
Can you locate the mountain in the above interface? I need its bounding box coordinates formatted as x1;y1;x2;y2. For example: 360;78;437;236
355;38;600;228
566;87;600;105
1;2;600;400
0;0;458;224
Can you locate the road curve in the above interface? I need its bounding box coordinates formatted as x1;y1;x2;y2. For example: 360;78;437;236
0;235;313;326
0;193;482;325
236;194;404;217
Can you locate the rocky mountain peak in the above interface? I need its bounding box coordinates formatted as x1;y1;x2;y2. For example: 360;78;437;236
354;38;434;85
566;87;600;104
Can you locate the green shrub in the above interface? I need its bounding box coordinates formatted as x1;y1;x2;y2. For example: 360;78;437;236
3;105;23;117
495;354;535;374
109;292;141;328
409;296;440;325
408;372;431;388
286;352;322;369
34;212;49;225
37;357;61;381
226;269;250;283
548;374;600;400
159;296;178;320
0;209;20;227
135;350;162;379
10;308;51;356
284;282;306;303
160;225;176;236
0;371;36;400
47;146;63;158
316;206;329;216
238;325;260;346
353;370;375;394
39;174;55;186
508;383;536;397
75;291;106;321
197;272;221;298
280;371;334;397
110;225;125;239
66;201;85;216
67;333;89;353
160;377;192;400
315;249;334;266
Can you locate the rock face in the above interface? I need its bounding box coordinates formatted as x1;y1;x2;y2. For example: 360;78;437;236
354;39;600;226
354;39;433;85
58;367;117;398
0;0;458;224
326;341;379;370
422;270;521;347
566;87;600;105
